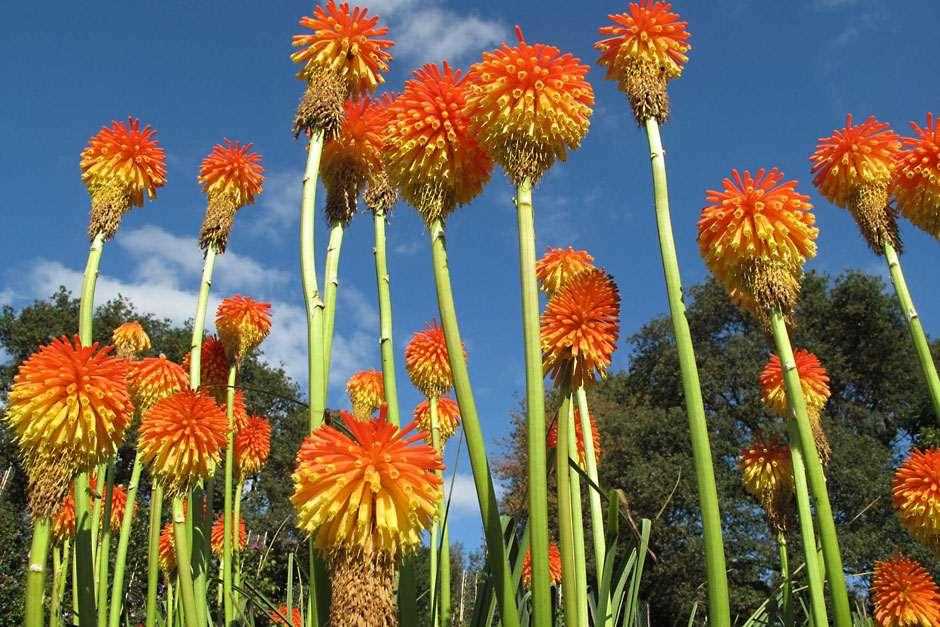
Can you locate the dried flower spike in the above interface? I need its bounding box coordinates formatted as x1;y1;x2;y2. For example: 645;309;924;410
385;63;492;223
811;114;902;252
112;321;151;358
197;141;264;253
895;113;940;240
80;118;167;240
596;1;691;124
465;27;594;184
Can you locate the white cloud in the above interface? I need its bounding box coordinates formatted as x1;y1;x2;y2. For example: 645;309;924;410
445;472;481;514
250;169;304;240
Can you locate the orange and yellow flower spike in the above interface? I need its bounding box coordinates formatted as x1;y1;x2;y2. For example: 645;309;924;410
895;113;940;240
892;448;940;552
522;543;563;588
740;438;794;533
112;321;151;358
345;369;386;420
215;295;272;364
413;397;461;443
872;555;940;627
235;415;272;480
210;514;247;556
197;141;264;253
127;355;189;412
535;247;595;296
404;321;460;400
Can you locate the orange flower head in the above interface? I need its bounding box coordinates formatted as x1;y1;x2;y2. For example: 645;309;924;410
759;350;831;420
236;415;272;480
522;543;563;588
210;513;248;556
413;397;461;442
138;390;228;496
80;118;167;240
893;448;940;551
873;555;940;627
811;115;902;252
541;269;620;390
112;321;151;358
197;141;265;253
159;521;177;573
127;355;189;412
292;415;443;557
595;1;691;123
404;321;461;399
6;336;132;515
465;27;594;183
216;295;272;363
291;0;393;98
699;168;817;319
547;405;602;465
270;605;303;627
895;113;940;240
104;484;135;533
51;492;76;544
229;389;250;432
321;94;395;224
385;63;493;223
346;370;386;420
182;335;229;401
740;438;794;531
535;247;595;296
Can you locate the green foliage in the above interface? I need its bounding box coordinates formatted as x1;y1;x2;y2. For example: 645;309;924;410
498;271;939;624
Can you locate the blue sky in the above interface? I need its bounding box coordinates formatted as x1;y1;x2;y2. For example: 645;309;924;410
2;1;938;549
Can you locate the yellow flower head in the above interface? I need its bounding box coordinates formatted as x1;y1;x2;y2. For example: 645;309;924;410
413;396;461;442
111;321;151;359
346;369;385;420
740;438;794;532
216;295;272;363
127;355;189;412
465;27;594;183
404;322;461;399
535;247;595;296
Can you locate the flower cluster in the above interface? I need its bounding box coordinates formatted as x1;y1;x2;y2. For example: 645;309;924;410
535;247;595;296
235;415;272;480
547;406;602;466
216;295;272;363
127;355;189;412
740;438;794;532
413;397;461;443
522;543;562;588
872;555;940;627
197;141;264;253
892;448;940;552
346;370;386;420
210;514;247;556
895;113;940;240
112;321;151;358
404;322;459;399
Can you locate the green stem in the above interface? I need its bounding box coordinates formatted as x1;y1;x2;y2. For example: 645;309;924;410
96;463;115;627
644;117;730;627
776;532;792;627
189;245;217;388
770;311;851;627
884;243;940;420
566;401;589;627
223;365;237;626
788;423;828;626
166;576;175;627
300;131;327;627
25;518;51;627
513;178;552;626
322;221;344;390
233;479;244;609
52;539;70;627
287;551;295;624
427;218;519;627
575;385;608;622
145;481;163;627
554;396;578;627
431;399;451;627
373;210;402;427
71;540;78;621
72;232;105;626
172;496;199;627
109;452;144;627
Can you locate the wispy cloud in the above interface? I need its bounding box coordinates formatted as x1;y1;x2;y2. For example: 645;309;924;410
250;168;304;241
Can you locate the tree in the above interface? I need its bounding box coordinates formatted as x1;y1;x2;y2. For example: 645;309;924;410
497;271;939;624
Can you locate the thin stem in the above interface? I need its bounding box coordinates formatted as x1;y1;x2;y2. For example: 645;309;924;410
373;210;402;427
233;478;244;609
427;218;519;627
644;117;730;627
299;131;327;627
166;576;175;627
287;551;295;625
554;396;578;627
96;463;116;627
52;539;70;627
566;401;589;627
514;177;552;625
770;310;851;627
575;384;609;623
776;532;792;627
172;496;199;627
884;242;940;420
145;481;163;627
223;365;237;626
322;221;345;390
433;398;451;627
785;425;827;627
109;452;144;627
25;518;51;627
72;233;105;626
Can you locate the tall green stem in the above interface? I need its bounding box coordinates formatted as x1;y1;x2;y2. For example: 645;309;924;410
96;463;115;627
432;399;451;627
189;245;217;387
233;479;244;609
299;131;327;627
25;518;51;627
575;387;607;605
52;539;70;627
776;533;793;627
222;365;237;625
172;496;199;627
884;243;940;419
566;401;589;627
427;218;519;627
513;178;552;625
770;311;851;626
145;481;163;627
554;396;578;627
70;232;105;626
785;421;827;626
643;118;730;626
322;221;344;388
109;452;144;627
287;551;295;624
373;210;402;427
